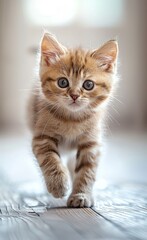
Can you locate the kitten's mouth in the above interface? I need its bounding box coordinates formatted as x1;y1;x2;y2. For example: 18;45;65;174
70;101;79;106
66;100;86;112
66;98;88;111
68;101;82;110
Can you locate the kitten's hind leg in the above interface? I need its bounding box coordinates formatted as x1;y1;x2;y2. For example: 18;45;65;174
32;134;70;198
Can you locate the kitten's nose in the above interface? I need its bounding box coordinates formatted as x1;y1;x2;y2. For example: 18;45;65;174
70;94;79;101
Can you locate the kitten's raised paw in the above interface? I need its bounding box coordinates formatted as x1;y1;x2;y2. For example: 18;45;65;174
67;193;94;208
46;170;70;198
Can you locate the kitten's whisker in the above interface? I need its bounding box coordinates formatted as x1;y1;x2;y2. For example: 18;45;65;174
106;114;113;123
37;105;49;114
109;104;120;116
28;103;50;120
110;95;124;105
107;112;120;126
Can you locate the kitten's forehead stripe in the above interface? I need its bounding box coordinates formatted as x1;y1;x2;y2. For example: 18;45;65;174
67;49;89;80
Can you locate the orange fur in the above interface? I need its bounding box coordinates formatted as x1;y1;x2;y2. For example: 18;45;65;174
29;33;118;207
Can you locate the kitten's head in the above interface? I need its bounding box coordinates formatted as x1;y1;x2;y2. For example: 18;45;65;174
39;33;118;115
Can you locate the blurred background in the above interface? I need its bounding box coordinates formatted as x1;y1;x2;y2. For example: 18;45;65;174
0;0;147;191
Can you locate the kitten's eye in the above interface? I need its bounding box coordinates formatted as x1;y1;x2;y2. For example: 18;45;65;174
83;80;94;90
58;78;69;88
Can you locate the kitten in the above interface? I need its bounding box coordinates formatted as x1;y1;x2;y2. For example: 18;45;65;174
29;32;118;207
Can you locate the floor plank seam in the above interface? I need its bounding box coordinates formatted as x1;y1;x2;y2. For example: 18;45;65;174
91;208;140;240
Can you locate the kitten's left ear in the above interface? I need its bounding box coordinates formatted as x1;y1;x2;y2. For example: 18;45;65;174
41;32;67;66
91;40;118;73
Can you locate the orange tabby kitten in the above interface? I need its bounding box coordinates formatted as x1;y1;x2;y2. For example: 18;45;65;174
29;32;118;207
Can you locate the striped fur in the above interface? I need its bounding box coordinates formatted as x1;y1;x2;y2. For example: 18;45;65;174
29;33;118;207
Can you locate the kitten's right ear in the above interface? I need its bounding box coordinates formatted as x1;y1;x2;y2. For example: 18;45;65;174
41;32;67;66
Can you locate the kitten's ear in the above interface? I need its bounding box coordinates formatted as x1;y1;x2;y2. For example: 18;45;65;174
41;32;67;66
91;40;118;73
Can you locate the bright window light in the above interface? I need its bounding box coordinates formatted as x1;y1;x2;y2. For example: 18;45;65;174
24;0;77;26
24;0;124;27
79;0;124;27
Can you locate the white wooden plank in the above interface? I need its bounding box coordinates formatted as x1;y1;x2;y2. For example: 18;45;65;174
0;184;126;240
93;184;147;240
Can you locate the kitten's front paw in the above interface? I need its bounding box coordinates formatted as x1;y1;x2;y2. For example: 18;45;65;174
67;193;94;208
46;168;70;198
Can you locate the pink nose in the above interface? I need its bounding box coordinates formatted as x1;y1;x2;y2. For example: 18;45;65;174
70;94;79;101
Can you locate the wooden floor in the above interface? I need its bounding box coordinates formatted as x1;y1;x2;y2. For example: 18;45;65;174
0;182;147;240
0;133;147;239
